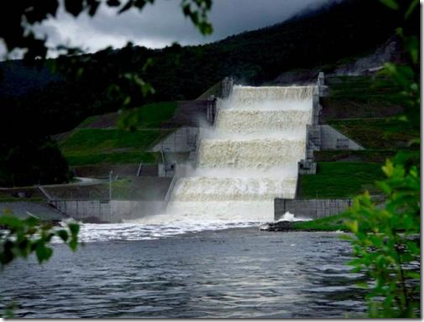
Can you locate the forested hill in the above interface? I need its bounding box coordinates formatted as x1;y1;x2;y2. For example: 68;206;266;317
0;0;407;136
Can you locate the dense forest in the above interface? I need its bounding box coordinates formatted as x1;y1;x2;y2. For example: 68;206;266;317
0;0;411;186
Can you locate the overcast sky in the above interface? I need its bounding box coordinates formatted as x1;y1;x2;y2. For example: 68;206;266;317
0;0;344;58
33;0;345;55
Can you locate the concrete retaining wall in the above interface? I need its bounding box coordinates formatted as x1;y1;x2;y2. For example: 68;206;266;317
0;202;65;221
320;125;363;150
50;199;166;223
306;125;364;152
162;99;215;128
150;127;199;153
72;164;158;178
275;198;353;220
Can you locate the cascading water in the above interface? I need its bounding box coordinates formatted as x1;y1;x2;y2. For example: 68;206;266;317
163;85;316;223
82;85;316;241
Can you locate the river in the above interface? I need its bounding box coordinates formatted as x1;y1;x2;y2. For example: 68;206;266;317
0;226;367;318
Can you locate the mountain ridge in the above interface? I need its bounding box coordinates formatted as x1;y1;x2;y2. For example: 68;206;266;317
0;0;405;137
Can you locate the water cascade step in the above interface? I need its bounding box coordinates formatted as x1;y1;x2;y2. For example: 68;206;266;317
155;85;315;223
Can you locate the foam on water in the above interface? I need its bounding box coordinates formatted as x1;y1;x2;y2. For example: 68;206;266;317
73;221;258;242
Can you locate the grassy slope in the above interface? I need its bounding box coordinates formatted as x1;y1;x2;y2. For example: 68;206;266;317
321;75;415;150
132;102;177;128
321;76;404;121
65;151;159;166
291;210;412;232
59;102;177;166
60;129;167;166
314;150;397;163
328;118;417;150
291;213;351;231
299;162;385;199
79;101;177;129
298;75;414;200
61;128;165;153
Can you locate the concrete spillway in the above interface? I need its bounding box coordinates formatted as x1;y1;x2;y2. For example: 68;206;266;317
163;85;315;223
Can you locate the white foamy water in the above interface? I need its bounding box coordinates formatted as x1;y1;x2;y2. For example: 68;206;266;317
197;138;307;169
157;85;314;225
69;86;316;241
74;221;259;242
123;85;315;231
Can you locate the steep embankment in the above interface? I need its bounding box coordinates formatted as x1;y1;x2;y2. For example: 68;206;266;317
297;74;419;200
58;101;178;167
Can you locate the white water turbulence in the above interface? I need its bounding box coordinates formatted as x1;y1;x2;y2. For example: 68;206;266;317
158;84;316;225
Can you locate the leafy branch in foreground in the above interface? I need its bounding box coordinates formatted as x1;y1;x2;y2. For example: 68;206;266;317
1;0;214;130
345;156;420;317
1;0;213;61
346;0;420;318
0;212;80;267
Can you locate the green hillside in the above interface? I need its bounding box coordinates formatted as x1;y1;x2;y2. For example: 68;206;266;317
0;0;412;186
299;162;385;199
58;101;178;166
79;102;177;130
297;74;419;199
60;128;164;166
0;0;403;136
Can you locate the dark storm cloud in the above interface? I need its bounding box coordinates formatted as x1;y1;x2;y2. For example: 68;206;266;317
35;0;343;54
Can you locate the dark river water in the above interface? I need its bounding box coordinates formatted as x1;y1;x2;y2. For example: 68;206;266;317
0;228;367;318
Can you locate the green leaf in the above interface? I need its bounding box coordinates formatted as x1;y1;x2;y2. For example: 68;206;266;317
380;0;399;10
68;223;80;237
35;243;53;263
404;0;419;19
56;230;69;242
69;239;78;252
0;215;22;230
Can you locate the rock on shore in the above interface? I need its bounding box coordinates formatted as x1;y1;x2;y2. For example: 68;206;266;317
259;221;292;232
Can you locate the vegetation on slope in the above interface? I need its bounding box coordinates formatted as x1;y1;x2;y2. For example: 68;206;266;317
58;101;177;166
0;0;405;186
299;162;385;199
0;0;402;135
60;129;168;166
79;101;178;130
61;128;164;153
291;213;351;231
299;73;418;199
321;75;404;122
117;101;178;130
328;118;418;150
65;151;158;167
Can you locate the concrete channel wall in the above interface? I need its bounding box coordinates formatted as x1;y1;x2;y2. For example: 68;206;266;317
50;200;166;223
275;198;353;220
320;125;364;150
0;202;66;221
150;127;199;153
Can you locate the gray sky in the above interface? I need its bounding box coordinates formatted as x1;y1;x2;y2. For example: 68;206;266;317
38;0;341;53
6;0;342;57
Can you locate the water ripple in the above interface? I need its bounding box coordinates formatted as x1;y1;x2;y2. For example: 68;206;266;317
0;229;367;318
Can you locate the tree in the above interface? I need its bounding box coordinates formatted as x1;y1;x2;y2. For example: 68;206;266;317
0;0;215;188
1;0;213;61
346;0;420;318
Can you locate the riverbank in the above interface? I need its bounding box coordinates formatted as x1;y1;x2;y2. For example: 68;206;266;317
260;213;351;233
